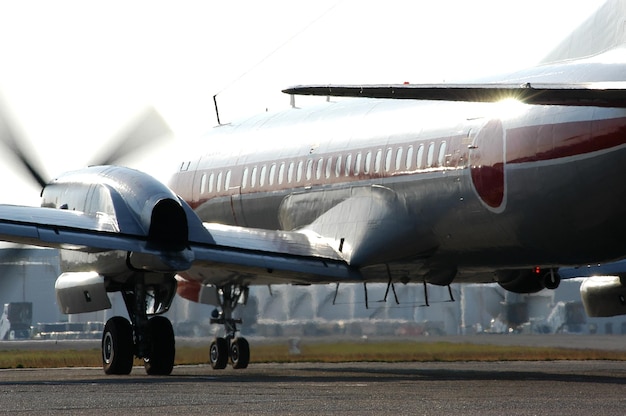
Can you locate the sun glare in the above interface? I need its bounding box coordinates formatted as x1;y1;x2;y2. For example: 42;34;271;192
492;98;529;119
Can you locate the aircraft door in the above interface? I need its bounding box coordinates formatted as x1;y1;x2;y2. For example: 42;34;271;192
468;119;506;212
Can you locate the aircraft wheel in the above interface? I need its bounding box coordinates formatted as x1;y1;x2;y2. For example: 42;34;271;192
209;337;228;369
144;316;175;375
102;316;134;375
230;337;250;369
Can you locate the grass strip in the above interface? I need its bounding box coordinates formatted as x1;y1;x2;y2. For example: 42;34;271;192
1;341;625;369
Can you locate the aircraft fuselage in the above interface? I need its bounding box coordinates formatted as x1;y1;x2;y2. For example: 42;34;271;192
169;54;626;285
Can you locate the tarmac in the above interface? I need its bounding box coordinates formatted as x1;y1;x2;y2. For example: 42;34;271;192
0;361;625;415
0;335;625;415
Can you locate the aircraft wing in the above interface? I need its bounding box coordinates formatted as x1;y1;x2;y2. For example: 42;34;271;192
283;82;626;107
0;204;139;251
183;223;362;287
0;203;360;285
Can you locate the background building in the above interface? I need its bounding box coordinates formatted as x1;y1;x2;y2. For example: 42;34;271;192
0;247;623;339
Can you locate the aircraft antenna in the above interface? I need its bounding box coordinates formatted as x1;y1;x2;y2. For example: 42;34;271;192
212;0;343;122
213;94;221;125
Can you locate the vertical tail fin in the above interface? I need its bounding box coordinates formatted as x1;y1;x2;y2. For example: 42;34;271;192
541;0;626;64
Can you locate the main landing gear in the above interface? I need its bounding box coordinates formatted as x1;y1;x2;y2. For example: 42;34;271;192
101;275;177;376
208;285;251;370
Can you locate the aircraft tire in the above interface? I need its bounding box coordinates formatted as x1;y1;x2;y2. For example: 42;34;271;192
102;316;134;375
209;337;229;369
230;337;250;369
144;316;175;375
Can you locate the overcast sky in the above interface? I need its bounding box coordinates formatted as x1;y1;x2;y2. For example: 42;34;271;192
0;0;605;205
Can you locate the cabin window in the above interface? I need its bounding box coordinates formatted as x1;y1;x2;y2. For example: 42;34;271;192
416;144;424;169
395;147;403;171
225;170;231;190
384;148;393;172
335;155;342;178
354;152;362;176
374;149;382;173
364;151;372;174
260;165;267;187
200;173;207;194
345;154;352;176
251;167;258;188
438;141;447;166
305;159;313;181
268;164;276;186
316;158;323;180
296;161;304;182
208;173;215;193
278;163;285;185
216;171;223;192
427;142;435;167
406;145;414;169
242;168;249;189
325;157;332;179
287;162;295;183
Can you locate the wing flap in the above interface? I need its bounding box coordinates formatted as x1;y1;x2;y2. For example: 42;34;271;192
283;82;626;107
182;223;360;286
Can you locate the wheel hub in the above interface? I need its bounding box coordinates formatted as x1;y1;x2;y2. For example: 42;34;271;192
103;332;113;364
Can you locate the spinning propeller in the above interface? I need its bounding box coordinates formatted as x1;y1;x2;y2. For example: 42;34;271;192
0;92;172;190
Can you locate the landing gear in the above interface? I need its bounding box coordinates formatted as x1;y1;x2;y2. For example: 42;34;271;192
101;273;177;376
209;337;228;369
209;285;251;370
229;337;250;369
143;316;175;375
102;316;134;375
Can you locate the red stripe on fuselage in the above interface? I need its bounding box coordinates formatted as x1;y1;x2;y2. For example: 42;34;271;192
507;116;626;164
177;114;626;215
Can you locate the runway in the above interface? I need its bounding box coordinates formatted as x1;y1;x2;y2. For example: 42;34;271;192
1;361;625;415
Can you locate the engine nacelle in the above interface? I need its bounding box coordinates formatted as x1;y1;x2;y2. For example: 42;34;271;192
497;268;560;293
580;275;626;317
55;272;112;314
497;269;545;293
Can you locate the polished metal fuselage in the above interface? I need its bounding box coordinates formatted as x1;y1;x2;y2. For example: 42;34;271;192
170;51;626;284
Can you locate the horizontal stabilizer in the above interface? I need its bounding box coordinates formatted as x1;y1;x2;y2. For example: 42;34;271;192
283;82;626;108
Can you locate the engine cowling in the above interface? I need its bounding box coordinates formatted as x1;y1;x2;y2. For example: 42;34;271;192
580;275;626;317
497;268;560;293
55;272;111;314
40;165;201;273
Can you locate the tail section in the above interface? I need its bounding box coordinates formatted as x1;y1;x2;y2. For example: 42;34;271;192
541;0;626;64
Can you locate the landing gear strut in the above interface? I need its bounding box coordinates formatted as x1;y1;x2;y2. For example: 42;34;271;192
209;285;251;370
101;274;177;375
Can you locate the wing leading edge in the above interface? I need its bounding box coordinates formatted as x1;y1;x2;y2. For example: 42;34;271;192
283;82;626;108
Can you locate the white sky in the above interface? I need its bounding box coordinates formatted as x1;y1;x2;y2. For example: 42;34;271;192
0;0;605;206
